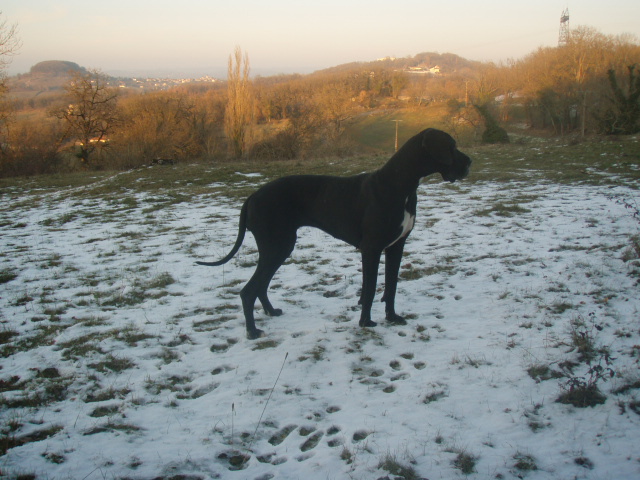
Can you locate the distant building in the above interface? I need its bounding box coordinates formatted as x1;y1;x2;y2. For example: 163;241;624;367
404;65;441;75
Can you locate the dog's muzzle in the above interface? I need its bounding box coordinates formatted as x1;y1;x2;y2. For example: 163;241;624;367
444;152;472;182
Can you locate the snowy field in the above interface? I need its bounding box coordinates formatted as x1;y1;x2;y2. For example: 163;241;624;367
1;148;640;479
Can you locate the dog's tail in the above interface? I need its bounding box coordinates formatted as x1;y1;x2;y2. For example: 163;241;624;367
196;200;248;267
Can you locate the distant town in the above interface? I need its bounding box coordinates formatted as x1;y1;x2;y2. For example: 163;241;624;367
109;75;220;91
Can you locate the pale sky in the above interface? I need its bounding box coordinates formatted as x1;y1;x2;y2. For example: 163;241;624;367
3;0;640;78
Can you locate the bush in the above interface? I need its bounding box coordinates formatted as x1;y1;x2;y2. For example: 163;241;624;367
249;130;300;160
595;65;640;135
475;104;509;144
0;117;62;177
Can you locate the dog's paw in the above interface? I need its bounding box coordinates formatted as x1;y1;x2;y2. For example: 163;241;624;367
263;306;283;317
246;328;266;340
386;313;407;325
358;319;377;328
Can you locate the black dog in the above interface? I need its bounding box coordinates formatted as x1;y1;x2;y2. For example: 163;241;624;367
197;128;471;339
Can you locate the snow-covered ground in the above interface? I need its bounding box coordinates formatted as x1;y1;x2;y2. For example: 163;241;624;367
1;172;639;479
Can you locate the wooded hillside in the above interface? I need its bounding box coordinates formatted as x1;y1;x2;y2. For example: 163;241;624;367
1;26;639;177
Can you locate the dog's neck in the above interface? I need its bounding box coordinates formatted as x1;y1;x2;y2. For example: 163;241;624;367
376;137;436;195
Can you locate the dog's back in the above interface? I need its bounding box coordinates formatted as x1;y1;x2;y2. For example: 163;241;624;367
245;174;371;247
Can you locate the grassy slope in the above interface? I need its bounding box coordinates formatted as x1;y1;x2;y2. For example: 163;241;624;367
2;120;638;203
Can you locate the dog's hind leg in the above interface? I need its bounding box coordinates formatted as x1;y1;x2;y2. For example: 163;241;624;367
259;291;283;317
240;231;296;339
381;238;407;325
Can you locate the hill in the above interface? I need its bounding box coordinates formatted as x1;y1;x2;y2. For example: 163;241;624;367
315;51;481;76
8;60;88;97
29;60;86;76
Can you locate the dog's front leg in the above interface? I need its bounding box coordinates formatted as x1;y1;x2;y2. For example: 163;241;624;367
358;249;381;327
382;238;407;325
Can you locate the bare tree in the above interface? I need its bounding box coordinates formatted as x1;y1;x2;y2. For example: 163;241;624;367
315;77;354;137
0;11;21;149
225;47;253;158
0;11;20;84
115;91;198;164
52;70;119;165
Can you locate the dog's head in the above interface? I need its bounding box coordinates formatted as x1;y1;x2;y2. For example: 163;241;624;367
421;129;471;182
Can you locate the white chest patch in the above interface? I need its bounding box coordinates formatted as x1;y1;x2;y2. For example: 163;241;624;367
387;209;415;248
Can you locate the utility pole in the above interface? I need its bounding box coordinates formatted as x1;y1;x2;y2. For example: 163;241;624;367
392;120;403;152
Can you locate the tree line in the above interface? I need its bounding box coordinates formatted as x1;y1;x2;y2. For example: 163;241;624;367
1;22;640;177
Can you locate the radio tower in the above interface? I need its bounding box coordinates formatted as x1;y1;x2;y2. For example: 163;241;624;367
558;8;570;46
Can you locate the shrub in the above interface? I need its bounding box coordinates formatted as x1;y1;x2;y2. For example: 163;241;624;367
475;104;509;144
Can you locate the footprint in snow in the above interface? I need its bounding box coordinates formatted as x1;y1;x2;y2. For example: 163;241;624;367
300;431;324;452
389;359;402;370
268;424;297;446
210;364;235;375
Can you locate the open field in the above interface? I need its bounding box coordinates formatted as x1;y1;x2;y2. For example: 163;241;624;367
1;133;640;479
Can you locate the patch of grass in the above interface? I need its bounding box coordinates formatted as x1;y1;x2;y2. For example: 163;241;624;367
612;378;640;395
556;384;607;408
628;400;640;415
42;451;66;464
399;262;455;280
574;456;594;469
452;450;478;475
476;203;531;218
100;272;175;307
88;354;136;373
0;268;18;284
40;213;78;227
144;374;192;395
12;293;33;307
153;347;181;364
556;313;615;408
377;453;419;480
251;339;281;351
567;314;609;363
40;253;63;269
57;333;108;361
621;235;640;264
298;344;326;362
83;421;142;436
549;301;575;315
89;405;120;418
193;315;235;332
117;325;156;346
1;425;63;456
117;230;144;240
84;387;131;403
340;447;354;464
0;328;19;345
146;272;176;289
513;452;538;472
76;315;110;327
100;289;146;307
527;364;563;382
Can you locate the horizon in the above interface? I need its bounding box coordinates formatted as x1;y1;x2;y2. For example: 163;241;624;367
3;0;640;79
14;53;469;81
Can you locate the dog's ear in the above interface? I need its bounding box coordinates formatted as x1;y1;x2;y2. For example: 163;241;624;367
422;129;454;165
